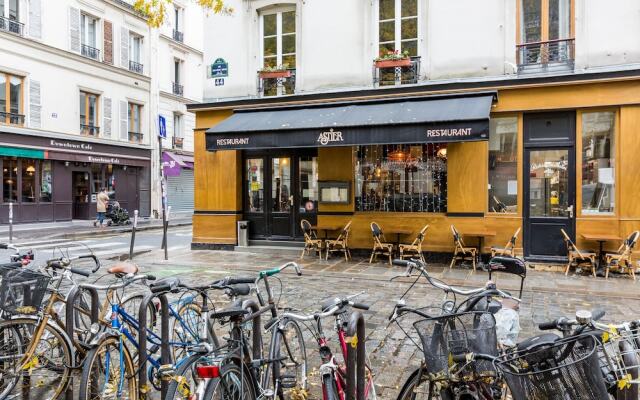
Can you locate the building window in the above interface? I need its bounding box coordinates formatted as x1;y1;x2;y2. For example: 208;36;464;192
172;6;183;42
21;158;36;203
518;0;574;69
80;91;100;136
489;117;518;213
2;158;17;203
377;0;419;86
260;10;296;97
173;112;183;148
129;34;144;74
299;156;318;214
246;158;264;212
354;144;447;212
40;160;52;202
80;13;100;60
582;111;615;215
0;72;23;126
173;59;183;96
0;0;22;35
128;102;143;143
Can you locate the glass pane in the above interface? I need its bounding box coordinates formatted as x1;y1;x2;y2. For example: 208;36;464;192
401;17;417;40
79;92;86;124
3;158;17;203
263;14;276;37
354;144;447;212
262;78;277;97
40;160;52;202
246;159;264;212
521;0;541;43
379;20;395;43
282;54;296;68
379;42;395;56
88;18;96;46
401;0;417;17
282;11;295;34
379;0;395;20
91;164;101;196
401;40;417;57
263;56;277;68
88;95;97;125
272;158;291;212
299;156;318;213
582;112;615;214
263;36;277;57
133;105;140;132
528;149;569;217
21;159;36;203
282;34;295;55
488;117;518;212
9;76;21;114
9;0;17;20
0;74;5;113
548;0;570;40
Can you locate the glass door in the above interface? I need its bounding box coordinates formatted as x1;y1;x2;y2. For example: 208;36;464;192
269;157;292;238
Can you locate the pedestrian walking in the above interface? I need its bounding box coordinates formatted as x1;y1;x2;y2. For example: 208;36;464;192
94;187;110;228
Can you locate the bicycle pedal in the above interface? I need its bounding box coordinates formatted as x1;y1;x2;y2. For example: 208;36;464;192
148;344;160;354
280;374;297;389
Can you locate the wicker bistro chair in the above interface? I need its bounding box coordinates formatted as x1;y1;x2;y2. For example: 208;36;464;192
604;231;639;280
490;228;521;258
560;229;597;277
300;219;323;260
326;221;353;261
399;224;429;263
449;225;477;271
369;222;395;265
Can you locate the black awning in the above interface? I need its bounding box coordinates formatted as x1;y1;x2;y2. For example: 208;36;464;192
206;92;495;151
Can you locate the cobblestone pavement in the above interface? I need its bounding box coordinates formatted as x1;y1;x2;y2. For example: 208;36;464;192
127;248;640;399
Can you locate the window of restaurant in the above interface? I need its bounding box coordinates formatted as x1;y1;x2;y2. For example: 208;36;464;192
21;158;36;202
246;158;264;213
2;158;17;202
261;9;296;96
39;160;52;202
581;111;615;215
354;144;447;212
488;117;518;212
299;156;318;214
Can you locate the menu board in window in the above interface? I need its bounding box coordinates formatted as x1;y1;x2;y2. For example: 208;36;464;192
319;181;350;204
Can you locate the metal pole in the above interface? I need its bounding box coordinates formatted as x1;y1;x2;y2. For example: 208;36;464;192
8;202;13;243
129;210;138;260
163;206;170;260
346;311;366;400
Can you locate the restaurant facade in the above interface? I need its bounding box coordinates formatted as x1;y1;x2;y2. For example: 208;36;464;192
188;70;640;262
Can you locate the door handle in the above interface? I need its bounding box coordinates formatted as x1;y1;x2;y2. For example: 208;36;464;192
289;195;294;207
567;205;574;218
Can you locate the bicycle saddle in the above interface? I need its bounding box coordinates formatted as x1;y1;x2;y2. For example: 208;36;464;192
517;333;560;352
108;261;139;275
210;306;249;320
226;284;251;297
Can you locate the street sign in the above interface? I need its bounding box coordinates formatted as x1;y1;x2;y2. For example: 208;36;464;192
215;78;225;86
158;115;167;138
211;58;228;78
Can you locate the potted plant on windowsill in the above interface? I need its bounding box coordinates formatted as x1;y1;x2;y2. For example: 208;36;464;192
258;64;292;79
374;50;411;68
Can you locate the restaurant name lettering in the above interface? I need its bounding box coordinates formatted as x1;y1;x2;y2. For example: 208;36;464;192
317;129;344;145
217;138;249;146
426;128;473;138
50;139;94;150
88;156;121;164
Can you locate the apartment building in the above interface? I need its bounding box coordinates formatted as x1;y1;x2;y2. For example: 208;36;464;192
0;0;202;223
189;0;640;263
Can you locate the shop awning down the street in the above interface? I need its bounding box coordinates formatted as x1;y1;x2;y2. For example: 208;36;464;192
205;91;496;151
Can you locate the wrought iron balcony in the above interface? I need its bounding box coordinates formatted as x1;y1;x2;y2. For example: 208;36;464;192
257;68;296;97
128;131;144;143
173;136;184;149
172;82;184;96
129;60;144;74
373;56;421;87
0;111;25;126
80;124;100;136
81;44;100;60
172;29;184;43
0;16;24;36
517;38;575;74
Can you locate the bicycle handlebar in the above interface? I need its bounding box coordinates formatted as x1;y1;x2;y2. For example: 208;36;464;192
45;254;101;274
258;261;302;279
281;294;368;322
79;273;156;291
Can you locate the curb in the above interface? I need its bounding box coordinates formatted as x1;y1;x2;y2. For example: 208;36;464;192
54;221;192;240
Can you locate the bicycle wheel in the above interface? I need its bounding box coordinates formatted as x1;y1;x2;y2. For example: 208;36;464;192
119;293;156;359
202;363;256;400
269;319;307;399
396;367;450;400
165;353;203;400
79;335;138;400
171;301;204;361
0;317;73;399
321;374;340;400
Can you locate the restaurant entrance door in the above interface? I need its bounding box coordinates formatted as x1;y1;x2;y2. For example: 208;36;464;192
523;112;576;261
244;150;318;241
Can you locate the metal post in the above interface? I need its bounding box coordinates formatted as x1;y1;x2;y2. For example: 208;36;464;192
138;292;171;399
8;202;13;243
163;206;170;260
129;210;138;260
346;311;366;400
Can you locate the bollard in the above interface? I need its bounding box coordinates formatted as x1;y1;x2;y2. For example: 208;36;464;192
241;299;263;361
346;311;367;400
129;210;138;260
138;292;171;399
163;206;171;260
8;202;13;243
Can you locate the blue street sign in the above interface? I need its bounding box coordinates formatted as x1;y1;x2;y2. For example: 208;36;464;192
211;58;229;78
159;115;167;138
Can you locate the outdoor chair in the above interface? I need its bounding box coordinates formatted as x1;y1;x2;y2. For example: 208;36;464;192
300;219;323;260
560;229;597;277
449;225;477;271
326;221;352;261
369;222;394;265
399;224;429;263
490;227;521;258
604;231;639;280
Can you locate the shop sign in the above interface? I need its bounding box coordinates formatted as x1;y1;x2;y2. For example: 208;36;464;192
88;156;121;164
317;129;344;145
210;58;229;78
50;139;93;151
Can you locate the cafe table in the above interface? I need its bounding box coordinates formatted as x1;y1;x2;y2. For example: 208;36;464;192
460;229;497;267
311;224;344;240
581;233;622;268
387;228;414;255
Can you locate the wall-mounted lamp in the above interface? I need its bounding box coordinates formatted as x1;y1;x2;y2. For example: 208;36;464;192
64;161;70;167
123;165;127;171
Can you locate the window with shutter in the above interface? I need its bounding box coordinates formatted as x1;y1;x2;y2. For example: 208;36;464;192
29;79;41;128
28;0;41;39
103;20;113;64
69;6;80;52
103;97;112;137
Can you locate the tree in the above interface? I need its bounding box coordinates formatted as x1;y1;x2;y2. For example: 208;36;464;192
133;0;233;28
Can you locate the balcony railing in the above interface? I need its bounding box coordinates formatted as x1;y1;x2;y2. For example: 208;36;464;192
373;56;421;87
517;38;575;73
128;131;143;143
0;111;25;126
80;124;100;136
0;16;24;36
172;29;184;42
172;82;184;96
129;60;144;74
173;136;184;149
257;68;296;97
81;44;101;60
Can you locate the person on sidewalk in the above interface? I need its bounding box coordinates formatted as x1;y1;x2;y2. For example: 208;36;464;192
94;188;110;228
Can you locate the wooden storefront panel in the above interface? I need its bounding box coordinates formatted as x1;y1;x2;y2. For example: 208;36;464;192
193;214;241;245
447;141;488;214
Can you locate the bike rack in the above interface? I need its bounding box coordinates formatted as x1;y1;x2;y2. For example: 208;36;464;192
64;286;101;400
346;311;367;400
241;298;263;361
138;292;171;399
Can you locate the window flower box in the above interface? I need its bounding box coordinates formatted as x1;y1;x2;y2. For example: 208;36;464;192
374;58;411;68
258;70;292;79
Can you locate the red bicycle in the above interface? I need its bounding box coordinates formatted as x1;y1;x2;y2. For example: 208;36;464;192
278;293;377;400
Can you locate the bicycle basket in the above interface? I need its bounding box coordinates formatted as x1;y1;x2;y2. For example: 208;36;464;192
597;325;640;390
496;335;609;400
0;268;50;315
413;311;498;379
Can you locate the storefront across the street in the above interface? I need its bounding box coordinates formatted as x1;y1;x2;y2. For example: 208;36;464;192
163;151;195;213
188;72;640;262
